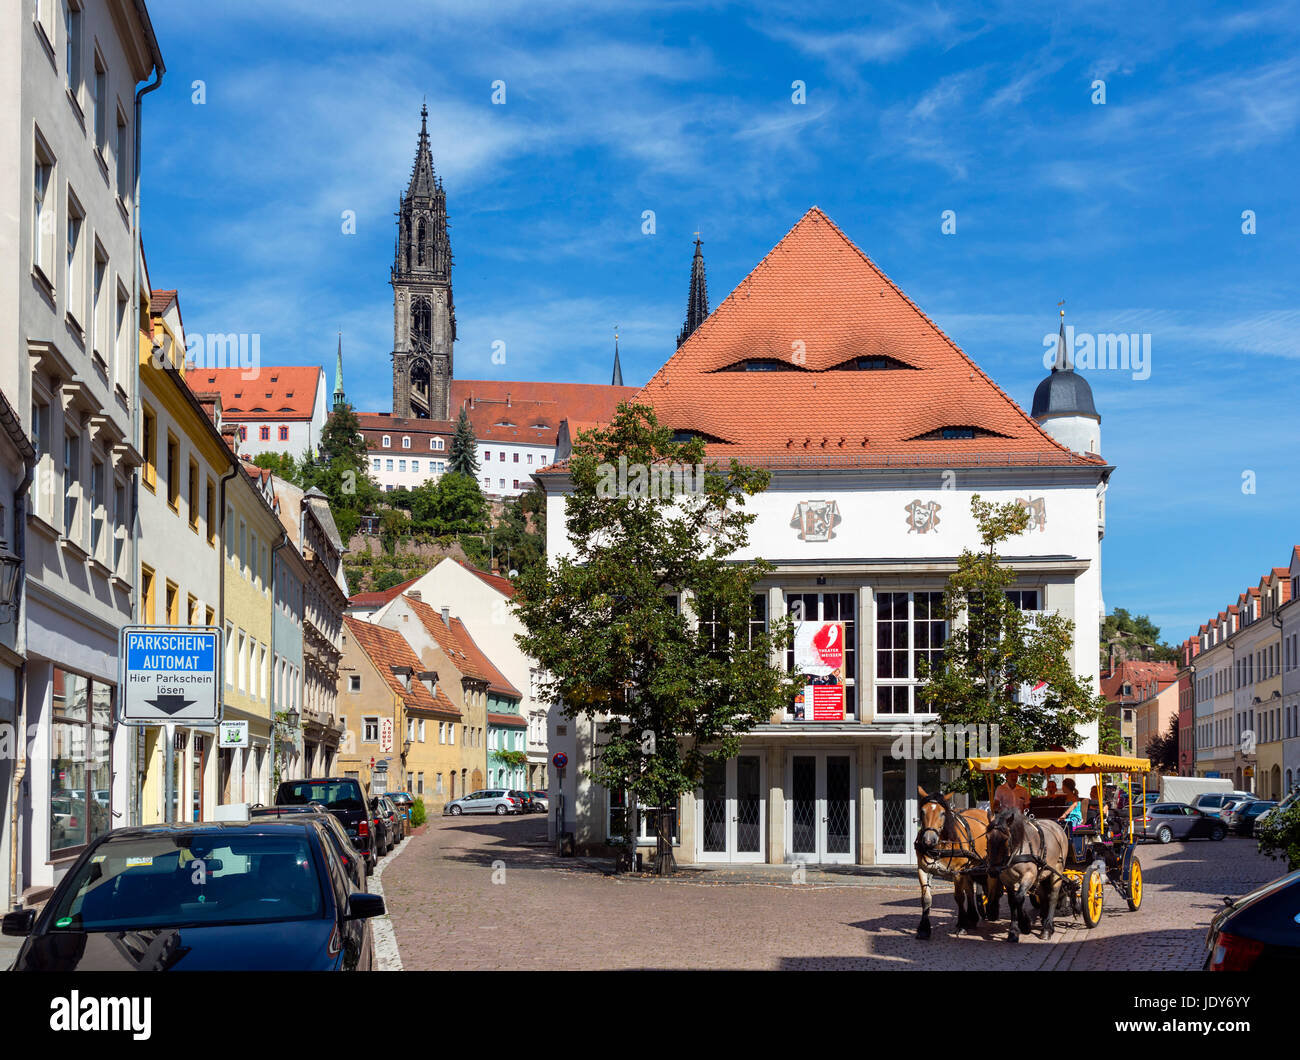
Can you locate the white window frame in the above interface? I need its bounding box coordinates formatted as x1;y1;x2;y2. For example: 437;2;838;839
873;589;946;717
362;716;379;744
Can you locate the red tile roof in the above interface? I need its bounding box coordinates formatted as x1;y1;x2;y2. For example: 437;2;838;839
343;615;460;716
487;712;527;728
1100;660;1178;703
349;576;421;609
151;289;178;315
196;367;323;421
403;595;520;698
451;380;635;446
611;207;1102;471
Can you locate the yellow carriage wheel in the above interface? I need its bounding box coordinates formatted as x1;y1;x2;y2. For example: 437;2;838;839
1126;857;1143;911
1082;863;1104;928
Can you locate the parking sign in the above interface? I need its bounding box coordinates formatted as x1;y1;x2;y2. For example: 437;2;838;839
119;626;221;726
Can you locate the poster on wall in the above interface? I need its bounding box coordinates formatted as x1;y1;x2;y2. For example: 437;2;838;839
792;621;846;721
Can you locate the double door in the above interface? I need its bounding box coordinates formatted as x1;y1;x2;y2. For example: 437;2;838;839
876;753;943;864
787;752;855;864
698;754;765;862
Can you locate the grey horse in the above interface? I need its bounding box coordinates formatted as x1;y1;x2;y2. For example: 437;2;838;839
985;808;1069;942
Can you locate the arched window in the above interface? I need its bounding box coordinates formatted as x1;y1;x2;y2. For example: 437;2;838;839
381;435;390;448
416;219;426;266
402;436;411;449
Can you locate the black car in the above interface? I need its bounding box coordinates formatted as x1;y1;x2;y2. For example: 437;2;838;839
3;820;385;970
251;805;369;890
276;777;376;871
1205;868;1300;970
380;796;405;842
1229;800;1277;836
508;789;535;814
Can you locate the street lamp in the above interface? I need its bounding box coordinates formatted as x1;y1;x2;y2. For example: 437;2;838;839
0;538;20;624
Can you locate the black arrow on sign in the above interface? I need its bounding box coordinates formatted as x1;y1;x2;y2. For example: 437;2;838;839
145;692;196;716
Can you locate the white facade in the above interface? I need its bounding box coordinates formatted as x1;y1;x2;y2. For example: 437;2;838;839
476;440;554;498
365;436;552;498
1282;559;1300;797
540;464;1108;865
1;0;163;900
229;372;327;462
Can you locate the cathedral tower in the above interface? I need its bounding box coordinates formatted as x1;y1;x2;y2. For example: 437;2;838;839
392;104;455;419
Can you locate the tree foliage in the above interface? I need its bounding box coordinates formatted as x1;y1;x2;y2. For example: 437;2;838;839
490;487;546;577
1101;607;1178;663
297;403;381;534
512;403;795;873
1144;712;1180;774
450;408;480;476
918;495;1109;794
1256;801;1300;872
252;451;302;485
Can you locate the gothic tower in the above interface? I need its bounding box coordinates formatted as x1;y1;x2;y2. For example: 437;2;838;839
392;104;455;420
677;236;709;347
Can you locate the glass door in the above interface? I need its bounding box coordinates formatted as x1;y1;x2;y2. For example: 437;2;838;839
786;752;856;864
697;754;765;862
875;755;943;864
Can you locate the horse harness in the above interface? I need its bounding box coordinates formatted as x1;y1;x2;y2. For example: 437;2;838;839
989;814;1059;881
916;795;984;878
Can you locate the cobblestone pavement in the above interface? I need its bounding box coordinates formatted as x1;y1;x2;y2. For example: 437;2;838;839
381;815;1285;970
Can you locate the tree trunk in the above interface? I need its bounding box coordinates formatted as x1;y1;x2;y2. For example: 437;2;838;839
654;812;676;876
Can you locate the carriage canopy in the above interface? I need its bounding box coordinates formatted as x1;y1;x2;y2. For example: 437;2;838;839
966;752;1151;775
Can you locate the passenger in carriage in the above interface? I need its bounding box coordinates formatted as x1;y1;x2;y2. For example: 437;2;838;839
1057;778;1086;827
994;771;1030;815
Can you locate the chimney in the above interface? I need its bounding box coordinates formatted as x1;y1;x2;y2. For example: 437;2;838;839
507;392;511;408
441;606;450;627
409;590;421;602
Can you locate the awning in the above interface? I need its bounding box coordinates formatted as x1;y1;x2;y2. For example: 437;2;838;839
967;751;1151;774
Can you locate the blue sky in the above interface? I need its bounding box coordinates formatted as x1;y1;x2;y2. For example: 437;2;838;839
142;1;1300;644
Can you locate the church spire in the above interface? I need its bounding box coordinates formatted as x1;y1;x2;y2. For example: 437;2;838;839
333;332;345;409
611;328;623;387
406;102;440;200
677;235;709;348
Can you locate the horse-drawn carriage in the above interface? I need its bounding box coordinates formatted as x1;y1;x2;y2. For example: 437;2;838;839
915;751;1151;940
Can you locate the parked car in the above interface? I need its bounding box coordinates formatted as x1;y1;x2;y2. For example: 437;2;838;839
443;789;521;816
1256;789;1299;826
1138;803;1228;844
2;820;384;970
377;796;404;843
1205;867;1300;970
275;777;375;871
250;806;369;890
1228;800;1277;836
530;790;550;813
508;789;536;814
388;792;414;830
1217;795;1257;821
368;797;395;856
1191;791;1256;815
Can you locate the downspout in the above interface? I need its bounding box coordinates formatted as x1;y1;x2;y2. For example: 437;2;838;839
271;534;289;784
8;456;34;909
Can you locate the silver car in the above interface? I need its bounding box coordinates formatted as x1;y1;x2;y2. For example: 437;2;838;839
443;789;522;816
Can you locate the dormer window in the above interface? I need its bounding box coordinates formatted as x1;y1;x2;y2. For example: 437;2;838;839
911;426;992;441
718;358;796;372
382;435;391;448
402;437;411;449
430;438;444;451
940;427;975;440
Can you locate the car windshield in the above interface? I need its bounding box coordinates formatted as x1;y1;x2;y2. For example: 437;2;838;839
280;781;364;812
47;833;324;931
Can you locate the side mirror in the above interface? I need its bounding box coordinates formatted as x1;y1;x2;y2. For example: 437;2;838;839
345;893;385;921
2;908;35;937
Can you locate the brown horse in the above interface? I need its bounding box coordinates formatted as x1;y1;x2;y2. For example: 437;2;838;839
986;808;1069;942
914;787;999;939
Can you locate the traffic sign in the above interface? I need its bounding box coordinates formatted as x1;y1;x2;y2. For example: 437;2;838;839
119;626;221;726
552;751;568;769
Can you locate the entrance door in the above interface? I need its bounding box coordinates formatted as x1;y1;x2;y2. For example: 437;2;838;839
786;752;855;864
875;753;943;864
698;754;765;862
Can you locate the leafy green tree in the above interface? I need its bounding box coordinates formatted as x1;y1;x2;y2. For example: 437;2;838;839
299;403;381;534
490;487;546;577
428;472;489;534
252;451;301;485
372;567;411;593
1256;802;1300;871
1144;712;1179;773
918;495;1109;795
512;403;795;875
1101;607;1178;663
450;408;480;476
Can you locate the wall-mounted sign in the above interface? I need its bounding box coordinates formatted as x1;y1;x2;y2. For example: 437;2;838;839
119;627;221;726
380;718;394;754
218;720;248;748
793;621;846;721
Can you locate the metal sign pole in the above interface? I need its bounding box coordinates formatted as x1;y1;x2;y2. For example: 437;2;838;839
163;722;175;824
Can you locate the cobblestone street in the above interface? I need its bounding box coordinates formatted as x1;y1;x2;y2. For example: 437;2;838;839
380;814;1286;970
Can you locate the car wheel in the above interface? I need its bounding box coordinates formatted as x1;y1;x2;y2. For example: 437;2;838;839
1211;825;1226;841
450;805;462;816
496;804;508;816
1157;826;1173;844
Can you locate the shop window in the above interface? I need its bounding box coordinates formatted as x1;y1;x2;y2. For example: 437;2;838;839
49;668;113;855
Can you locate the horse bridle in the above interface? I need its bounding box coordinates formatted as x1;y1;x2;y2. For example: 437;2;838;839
987;813;1054;878
915;794;984;868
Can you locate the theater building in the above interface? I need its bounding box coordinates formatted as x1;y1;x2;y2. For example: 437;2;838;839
539;208;1111;866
